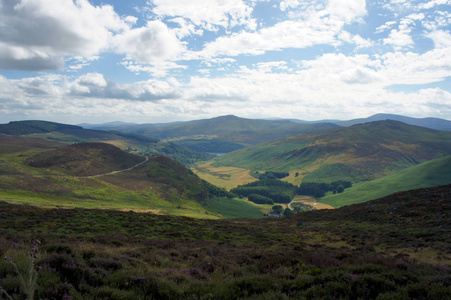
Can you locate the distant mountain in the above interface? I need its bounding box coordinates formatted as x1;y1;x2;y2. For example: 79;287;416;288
334;113;451;130
288;113;451;131
213;120;451;183
78;121;138;129
92;115;340;153
0;120;213;166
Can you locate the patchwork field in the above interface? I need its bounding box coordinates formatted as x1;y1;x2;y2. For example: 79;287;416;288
192;162;257;190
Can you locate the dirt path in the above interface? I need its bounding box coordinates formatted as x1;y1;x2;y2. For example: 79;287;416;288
78;156;149;178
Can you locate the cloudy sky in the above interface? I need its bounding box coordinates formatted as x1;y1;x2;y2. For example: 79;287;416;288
0;0;450;124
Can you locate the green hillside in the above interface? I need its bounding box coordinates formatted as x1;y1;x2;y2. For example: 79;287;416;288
214;120;451;183
320;155;451;207
0;137;263;219
0;120;213;166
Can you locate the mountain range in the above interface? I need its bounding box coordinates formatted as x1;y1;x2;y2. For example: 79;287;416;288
81;113;451;154
1;114;451;212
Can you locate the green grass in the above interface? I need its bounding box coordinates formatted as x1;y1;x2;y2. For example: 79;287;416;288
207;197;265;218
321;155;451;207
213;120;451;183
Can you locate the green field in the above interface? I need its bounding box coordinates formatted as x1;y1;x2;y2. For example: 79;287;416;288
207;197;266;218
321;155;451;207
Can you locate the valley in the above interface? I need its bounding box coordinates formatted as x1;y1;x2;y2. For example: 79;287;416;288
0;115;451;299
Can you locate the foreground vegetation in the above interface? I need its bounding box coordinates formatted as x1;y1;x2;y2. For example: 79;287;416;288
0;185;450;299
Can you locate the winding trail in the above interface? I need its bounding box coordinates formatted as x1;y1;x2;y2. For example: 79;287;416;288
77;156;149;178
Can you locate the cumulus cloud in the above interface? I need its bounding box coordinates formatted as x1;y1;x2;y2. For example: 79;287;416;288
150;0;256;30
0;0;129;71
383;18;415;50
112;20;185;64
69;73;181;101
426;30;451;48
419;0;451;10
327;0;367;23
184;0;367;60
187;18;338;59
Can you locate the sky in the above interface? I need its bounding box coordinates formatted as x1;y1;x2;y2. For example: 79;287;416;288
0;0;450;124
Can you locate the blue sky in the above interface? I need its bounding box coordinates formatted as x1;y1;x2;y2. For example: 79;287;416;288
0;0;450;124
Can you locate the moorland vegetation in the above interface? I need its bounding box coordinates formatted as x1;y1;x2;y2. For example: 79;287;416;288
0;185;450;299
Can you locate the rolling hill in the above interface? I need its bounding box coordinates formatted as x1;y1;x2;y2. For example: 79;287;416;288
320;155;451;207
334;113;451;130
213;120;451;183
86;115;340;152
0;137;262;218
288;113;451;131
0;120;214;166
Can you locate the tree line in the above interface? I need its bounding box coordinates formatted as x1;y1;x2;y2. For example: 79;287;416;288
231;178;352;206
298;180;352;198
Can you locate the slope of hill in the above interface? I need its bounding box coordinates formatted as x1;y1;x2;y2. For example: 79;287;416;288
25;142;145;177
335;113;451;130
0;184;449;299
87;115;340;151
0;137;261;218
0;120;213;166
213;120;451;183
320;155;451;207
288;113;451;131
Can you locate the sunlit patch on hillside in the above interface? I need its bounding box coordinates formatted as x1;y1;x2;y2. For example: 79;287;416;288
192;162;257;190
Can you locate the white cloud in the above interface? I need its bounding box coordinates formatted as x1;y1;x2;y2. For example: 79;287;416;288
0;0;130;71
327;0;367;23
187;18;338;59
383;18;415;50
120;60;187;77
419;0;451;10
280;0;302;11
112;21;185;64
69;73;181;101
339;31;375;49
256;61;288;73
376;21;397;33
426;30;451;48
150;0;256;30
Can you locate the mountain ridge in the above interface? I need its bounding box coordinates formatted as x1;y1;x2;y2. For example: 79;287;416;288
213;120;451;183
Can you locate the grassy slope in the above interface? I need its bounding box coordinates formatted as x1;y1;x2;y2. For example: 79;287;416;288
0;120;214;166
207;197;266;218
321;155;451;208
0;184;449;299
0;136;263;219
214;120;451;183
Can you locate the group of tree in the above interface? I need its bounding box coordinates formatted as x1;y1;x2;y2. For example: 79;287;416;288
271;205;295;216
231;179;298;204
248;194;274;205
255;171;289;180
202;180;236;199
298;180;352;198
